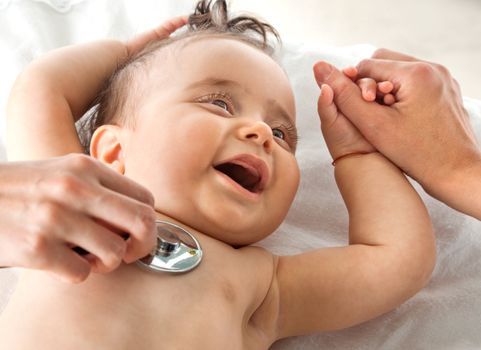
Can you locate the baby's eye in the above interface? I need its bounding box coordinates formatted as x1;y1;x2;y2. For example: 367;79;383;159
212;99;229;111
197;92;234;114
271;123;299;153
272;128;285;140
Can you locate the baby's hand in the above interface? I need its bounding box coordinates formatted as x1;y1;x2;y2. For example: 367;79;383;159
343;66;396;106
314;62;377;163
126;16;188;56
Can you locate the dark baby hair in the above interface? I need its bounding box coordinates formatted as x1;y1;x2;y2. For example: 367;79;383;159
77;0;281;153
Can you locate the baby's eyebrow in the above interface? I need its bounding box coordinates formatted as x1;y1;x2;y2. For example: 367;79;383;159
187;77;243;91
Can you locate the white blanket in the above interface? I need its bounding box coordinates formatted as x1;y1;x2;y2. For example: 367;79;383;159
1;1;481;349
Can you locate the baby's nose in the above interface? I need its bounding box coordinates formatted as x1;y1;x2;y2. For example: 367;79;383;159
237;121;273;153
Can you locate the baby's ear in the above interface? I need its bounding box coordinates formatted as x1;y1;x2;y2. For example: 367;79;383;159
90;125;125;174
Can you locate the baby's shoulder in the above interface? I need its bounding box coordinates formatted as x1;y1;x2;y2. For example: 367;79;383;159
235;245;277;278
199;239;277;317
232;246;281;336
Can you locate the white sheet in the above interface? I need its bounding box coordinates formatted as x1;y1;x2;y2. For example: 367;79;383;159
1;1;481;349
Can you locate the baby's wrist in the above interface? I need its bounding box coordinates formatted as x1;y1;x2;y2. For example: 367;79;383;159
333;152;395;179
331;151;379;166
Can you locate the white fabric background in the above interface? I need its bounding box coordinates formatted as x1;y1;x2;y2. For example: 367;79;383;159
1;1;481;349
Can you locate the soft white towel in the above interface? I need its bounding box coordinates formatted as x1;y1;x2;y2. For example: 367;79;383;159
1;1;480;349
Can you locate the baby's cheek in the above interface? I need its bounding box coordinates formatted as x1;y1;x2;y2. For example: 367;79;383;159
276;157;300;204
289;163;301;195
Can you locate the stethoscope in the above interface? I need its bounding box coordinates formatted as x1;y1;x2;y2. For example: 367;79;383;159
136;220;203;273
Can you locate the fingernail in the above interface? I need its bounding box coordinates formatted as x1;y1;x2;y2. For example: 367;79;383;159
319;84;329;97
314;62;333;82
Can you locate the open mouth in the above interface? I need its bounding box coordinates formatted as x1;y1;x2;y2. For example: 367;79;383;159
213;155;268;194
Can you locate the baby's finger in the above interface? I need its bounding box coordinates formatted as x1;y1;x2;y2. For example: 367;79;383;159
383;94;396;106
377;81;394;94
126;15;188;55
317;84;337;127
357;78;377;102
342;66;358;80
153;15;189;39
313;60;393;135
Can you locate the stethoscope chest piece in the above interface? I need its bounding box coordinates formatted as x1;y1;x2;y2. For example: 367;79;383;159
137;220;203;273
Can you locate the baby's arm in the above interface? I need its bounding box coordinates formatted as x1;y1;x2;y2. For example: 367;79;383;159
7;41;124;159
267;72;435;338
6;17;187;161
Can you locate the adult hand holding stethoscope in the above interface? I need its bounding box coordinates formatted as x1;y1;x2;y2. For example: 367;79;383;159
0;154;157;283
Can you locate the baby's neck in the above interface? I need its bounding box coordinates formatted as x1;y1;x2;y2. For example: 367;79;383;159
153;210;220;247
154;211;187;228
152;211;260;250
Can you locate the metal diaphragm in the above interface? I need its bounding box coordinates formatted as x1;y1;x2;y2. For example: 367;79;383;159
137;220;203;273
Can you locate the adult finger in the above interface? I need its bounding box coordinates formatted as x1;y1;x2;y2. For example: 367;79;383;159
68;154;154;207
48;246;92;283
74;187;156;264
371;48;419;62
2;221;92;283
313;61;394;141
42;162;156;263
65;214;127;273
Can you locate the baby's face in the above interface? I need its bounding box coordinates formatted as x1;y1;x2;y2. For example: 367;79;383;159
119;37;299;245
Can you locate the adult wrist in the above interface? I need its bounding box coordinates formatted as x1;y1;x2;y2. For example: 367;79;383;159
426;154;481;219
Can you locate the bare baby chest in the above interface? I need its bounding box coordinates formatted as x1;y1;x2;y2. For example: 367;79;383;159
0;241;277;350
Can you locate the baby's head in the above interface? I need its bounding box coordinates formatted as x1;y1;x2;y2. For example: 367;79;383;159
81;0;300;246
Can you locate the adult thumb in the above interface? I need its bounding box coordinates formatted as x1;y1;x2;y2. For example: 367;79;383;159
313;61;393;141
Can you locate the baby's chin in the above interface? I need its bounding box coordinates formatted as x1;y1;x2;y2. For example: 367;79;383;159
152;207;277;247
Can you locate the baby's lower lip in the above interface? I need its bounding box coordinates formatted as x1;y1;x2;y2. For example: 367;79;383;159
213;169;262;201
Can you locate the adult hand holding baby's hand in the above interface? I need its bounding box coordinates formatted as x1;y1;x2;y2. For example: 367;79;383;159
314;50;481;218
0;154;157;283
314;62;377;163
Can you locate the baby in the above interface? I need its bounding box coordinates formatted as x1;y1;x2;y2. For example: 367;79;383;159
0;1;435;349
